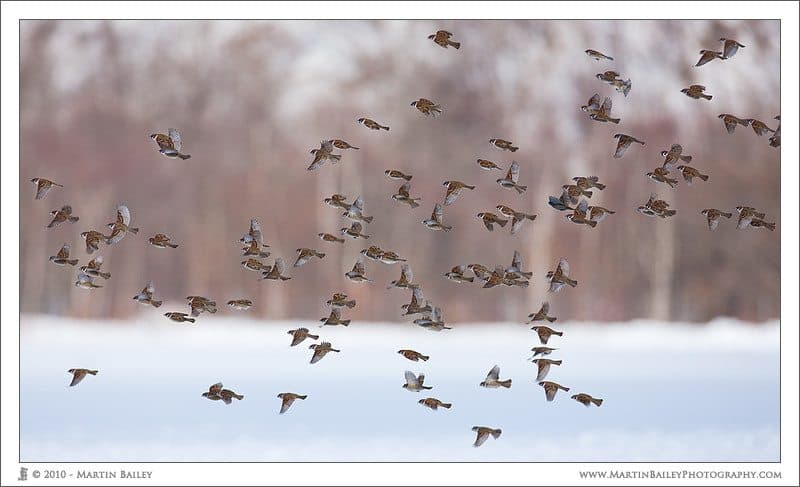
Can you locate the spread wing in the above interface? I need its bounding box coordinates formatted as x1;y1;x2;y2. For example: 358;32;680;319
432;306;442;322
249;219;263;245
274;257;286;275
587;93;600;109
557;258;570;277
444;187;460;206
404;370;419;386
330;308;342;320
353;257;366;275
511;250;522;270
351;195;365;213
411;286;424;305
145;280;155;295
168;128;182;151
279;395;295;414
350;221;363;234
540;301;550;314
474;430;489;447
576;199;588;216
433;203;444;224
56;243;71;259
486;365;500;381
613;137;630;158
88;256;103;269
544;383;557;401
398;182;411;197
69;370;86;387
601;97;612;114
401;264;413;282
722;117;736;134
115;205;131;226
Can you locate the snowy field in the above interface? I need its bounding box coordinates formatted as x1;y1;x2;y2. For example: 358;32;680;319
19;314;779;462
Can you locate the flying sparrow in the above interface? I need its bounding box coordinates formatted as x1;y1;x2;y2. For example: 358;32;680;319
419;397;452;410
479;365;512;389
681;84;712;100
701;208;733;231
106;205;138;245
413;306;452;331
585;49;613;61
646;166;679;188
294;248;325;267
49;243;78;266
694;49;724;67
392;182;422;208
261;258;291;281
320;308;350;327
132;280;161;307
735;206;766;229
531;325;563;345
472;426;502;447
489;138;518;152
75;270;103;289
676;165;709;185
566;199;598;228
746;119;776;136
429;30;460;49
324;193;351;210
388;264;417;289
164;312;196;324
277;392;307;414
309;341;340;364
149;233;179;248
150;128;191;159
341;221;371;239
496;205;537;235
385;169;412;181
477;159;503;171
227;299;253;311
476;212;508;231
410;98;443;117
718;113;751;134
530;346;558;358
442;180;476;206
612;133;645;158
332;139;359;150
47;205;79;228
422;203;452;231
402;287;432;316
527;301;556;324
660;143;693;169
343;195;374;224
287;327;319;347
547;258;577;293
719;38;745;59
539;380;570;402
345;257;372;282
327;292;356;309
357;117;390;131
571;393;603;407
532;358;562;381
30;177;63;200
79;255;111;279
403;371;433;392
444;264;474;283
496;161;527;194
398;349;429;362
318;232;345;244
68;368;97;387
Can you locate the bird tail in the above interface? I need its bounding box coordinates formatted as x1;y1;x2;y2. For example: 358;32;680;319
721;212;733;219
491;429;502;438
363;215;374;223
420;354;430;361
151;300;163;308
68;216;80;223
594;183;606;190
667;178;678;188
702;94;713;100
515;185;527;194
410;199;421;208
187;317;196;323
592;398;604;407
65;259;78;266
306;333;320;341
423;385;433;390
234;394;244;400
509;146;519;152
762;221;776;231
664;210;677;217
298;395;308;400
449;41;461;49
587;220;598;228
341;320;351;326
381;125;390;131
608;117;620;124
88;370;98;375
499;379;512;388
582;190;593;197
330;154;342;161
497;219;508;227
99;271;112;279
567;278;578;287
331;348;341;353
129;227;139;234
546;316;557;323
178;153;191;160
681;155;693;163
699;174;709;181
441;402;452;408
335;237;345;243
403;175;413;181
280;276;292;281
520;271;533;279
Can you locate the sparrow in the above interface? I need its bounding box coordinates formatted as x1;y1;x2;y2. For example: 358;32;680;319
531;325;563;345
595;70;620;83
414;306;452;331
581;93;601;114
611;77;632;97
378;250;406;265
345;257;372;282
294;248;325;267
30;177;63;200
442;180;476;206
324;193;351;210
472;427;502;447
749;218;776;231
49;243;78;266
585;49;613;61
532;358;562;382
769;115;780;147
343;195;374;223
385;169;412;181
388;264;417;289
287;327;319;347
476;212;508;231
681;84;712;100
68;368;98;387
539;381;570;402
419;397;452;410
530;346;558;358
479;365;512;389
496;161;527;194
718;113;751;134
149;233;179;249
150;128;190;159
496;205;537;235
392;182;422;209
79;255;111;279
241;240;270;258
489;138;518;152
47;205;79;228
527;301;556;324
341;221;371;239
403;371;433;391
676;165;709;185
746;119;776;136
562;184;592;203
105;205;138;245
186;296;217;317
80;230;106;254
477;159;503;171
566;199;597;228
429;30;460;49
571;393;604;407
240;218;265;247
444;264;474;283
701;208;733;230
735;206;766;229
332;139;359;150
307;140;341;171
202;382;223;402
646;166;679;188
612;133;646;158
357;117;389;131
132;281;162;307
422;203;452;232
164;312;196;324
402;287;432;316
227;299;253;311
587;205;615;224
277;392;307;414
309;341;340;364
547;258;577;293
695;49;724;67
242;258;270;272
573;176;606;191
318;232;345;244
75;270;103;289
410;98;443;117
219;388;244;405
261;258;291;281
720;38;745;59
326;292;356;309
320;308;350;327
660;144;693;169
466;263;491;282
638;193;677;219
548;189;575;212
588;96;620;123
506;250;533;280
398;349;429;362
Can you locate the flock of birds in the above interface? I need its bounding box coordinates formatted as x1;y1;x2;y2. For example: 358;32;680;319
32;29;778;449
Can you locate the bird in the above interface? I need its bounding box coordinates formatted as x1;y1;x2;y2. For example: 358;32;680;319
67;368;97;387
106;205;138;245
562;184;592;204
227;299;252;311
307;140;342;171
638;193;677;219
403;371;433;392
332;139;359;150
80;230;106;254
343;195;374;224
532;358;562;381
388;264;417;289
318;232;345;244
294;248;325;267
419;397;452;410
219;388;244;405
309;342;340;364
496;161;527;194
150;128;190;159
148;233;179;249
326;292;356;309
506;250;533;280
612;133;646;158
530;346;558;358
571;393;604;407
585;49;613;61
187;296;217;317
320;308;350;327
385;169;412;181
132;280;161;307
164;312;196;324
496;205;536;235
324;193;351;210
646;166;679;188
287;327;319;347
472;427;502;447
241;258;270;273
747;119;776;136
735;206;766;229
769;115;781;147
442;180;476;206
240;218;265;247
341;221;371;239
429;30;460;49
695;49;724;67
277;393;307;414
477;159;503;171
410;97;443;117
30;178;63;200
261;258;291;281
566;199;597;228
391;182;422;209
47;205;79;228
476;212;508;231
581;93;601;114
676;165;709;185
548;189;575;212
489;138;518;152
660;144;693;169
75;270;103;289
444;264;474;284
547;258;577;293
201;383;224;402
701;209;733;231
345;257;371;282
749;218;776;231
357;117;389;130
401;287;432;316
681;84;713;100
398;349;429;362
414;306;452;331
479;365;512;388
378;250;406;265
422;203;452;232
531;326;563;345
718;113;751;134
79;255;111;279
588;96;619;123
527;301;556;324
595;70;621;83
539;381;570;402
49;243;78;266
241;240;270;258
720;38;745;59
573;176;606;191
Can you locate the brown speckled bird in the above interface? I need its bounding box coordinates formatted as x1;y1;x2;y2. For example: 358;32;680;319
566;199;597;228
539;380;570;402
309;341;340;364
442;180;476;206
532;358;562;382
149;233;179;249
398;349;429;362
75;270;103;289
701;209;733;231
164;312;195;324
106;205;139;245
530;346;558;358
769;115;780;147
150;128;191;159
477;159;503;171
318;232;345;244
357;117;389;131
746;119;775;136
392;182;422;209
547;258;577;293
201;382;223;402
612;133;645;158
241;240;270;258
307;140;341;171
587;205;615;224
227;299;253;311
637;193;677;218
68;368;98;387
345;257;372;282
681;84;712;100
527;301;556;324
133;280;161;307
476;212;508;231
489;138;518;152
341;221;371;240
718;113;751;134
414;306;452;331
720;38;745;59
572;393;603;407
402;287;433;316
287;327;319;347
422;203;452;231
403;370;433;391
695;49;723;67
187;296;217;317
646;166;678;188
444;264;474;283
219;388;244;405
326;292;356;309
588;96;619;123
735;206;765;229
261;258;291;281
410;98;443;117
472;426;502;447
343;195;374;224
479;365;512;389
676;165;709;185
496;205;536;235
240;218;265;247
562;184;592;204
385;169;412;181
80;230;106;254
31;177;63;200
241;258;270;272
429;30;460;49
324;193;350;210
277;392;307;414
388;263;417;289
419;397;452;410
660;144;692;169
585;49;613;61
294;248;325;267
47;205;79;228
49;243;78;266
497;161;527;194
320;308;350;327
79;255;111;279
749;218;776;231
573;176;606;191
332;139;359;150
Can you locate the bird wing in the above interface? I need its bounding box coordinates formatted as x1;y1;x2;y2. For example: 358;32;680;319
432;307;442;322
404;370;419;386
209;382;223;394
544;383;557;401
601;96;612;114
541;301;550;314
433;203;444;224
401;264;413;282
486;365;500;381
557;258;570;277
511;250;522;271
330;308;341;320
250;219;263;246
76;270;94;284
587;93;600;109
443;187;460;206
168;128;182;151
274;257;286;275
116;205;131;226
398;182;411;197
411;286;424;306
474;430;489;447
350;221;363;234
576;199;589;215
56;243;71;259
722;117;736;134
613;138;629;158
69;370;86;387
353;257;366;275
708;216;719;231
352;195;365;213
280;395;294;414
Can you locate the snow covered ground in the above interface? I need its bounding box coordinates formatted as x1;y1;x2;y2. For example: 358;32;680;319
19;314;779;462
